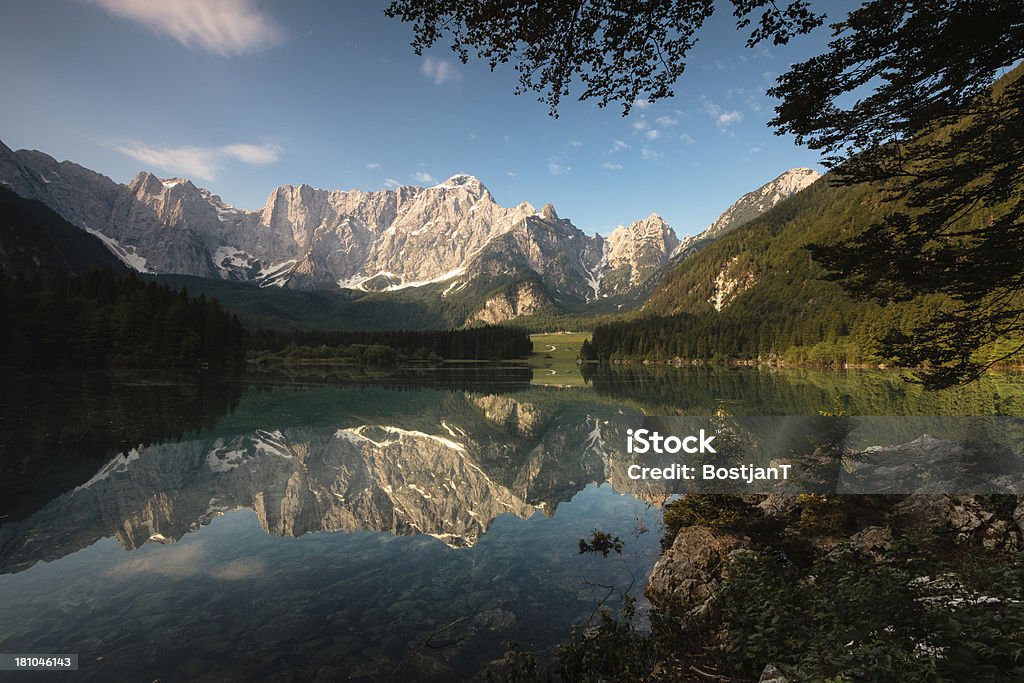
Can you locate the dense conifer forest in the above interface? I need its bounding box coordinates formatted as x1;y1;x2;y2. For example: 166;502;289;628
247;325;533;363
0;269;533;370
0;270;246;369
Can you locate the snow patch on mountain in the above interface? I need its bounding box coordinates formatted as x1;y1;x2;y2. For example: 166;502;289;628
84;227;151;272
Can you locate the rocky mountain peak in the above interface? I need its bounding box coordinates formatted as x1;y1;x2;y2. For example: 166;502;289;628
673;167;821;260
772;167;820;195
595;214;680;297
434;173;487;192
538;203;559;221
607;213;677;247
129;171;169;195
632;213;675;239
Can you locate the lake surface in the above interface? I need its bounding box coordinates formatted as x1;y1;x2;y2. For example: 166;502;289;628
2;365;1024;681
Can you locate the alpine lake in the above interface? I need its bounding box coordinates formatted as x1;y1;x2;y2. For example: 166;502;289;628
3;333;1024;681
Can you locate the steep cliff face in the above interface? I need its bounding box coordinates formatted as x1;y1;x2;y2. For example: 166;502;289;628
469;280;554;324
600;214;680;297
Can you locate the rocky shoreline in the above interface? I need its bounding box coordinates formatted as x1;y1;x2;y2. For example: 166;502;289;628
642;435;1024;681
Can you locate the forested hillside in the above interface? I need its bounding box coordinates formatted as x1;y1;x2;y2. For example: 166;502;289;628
584;179;900;363
585;67;1024;369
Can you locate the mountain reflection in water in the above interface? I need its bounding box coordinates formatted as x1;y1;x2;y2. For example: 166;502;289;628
3;365;1024;681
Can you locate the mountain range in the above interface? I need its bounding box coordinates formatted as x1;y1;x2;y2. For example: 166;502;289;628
0;139;818;324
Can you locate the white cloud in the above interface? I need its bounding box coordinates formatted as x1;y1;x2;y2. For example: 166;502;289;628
114;144;218;180
111;140;280;181
632;118;649;131
569;138;583;148
679;132;696;144
699;97;744;129
412;171;437;184
645;129;661;141
220;143;281;165
547;159;571;175
506;171;518;178
717;110;743;127
633;98;651;109
383;178;402;189
601;161;624;171
366;162;382;170
655;115;679;126
421;56;461;86
610;139;630;153
86;0;284;56
641;146;661;161
749;146;762;154
467;132;477;140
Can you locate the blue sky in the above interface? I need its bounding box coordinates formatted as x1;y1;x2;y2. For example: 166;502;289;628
0;1;852;237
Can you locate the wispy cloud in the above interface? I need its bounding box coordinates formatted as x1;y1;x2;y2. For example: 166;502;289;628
749;146;762;154
704;58;735;71
726;87;765;113
610;140;630;153
632;118;649;131
655;115;679;127
645;129;661;141
699;97;744;130
547;157;571;175
383;178;402;189
739;46;773;62
467;132;477;140
633;98;651;109
365;162;382;170
86;0;284;56
103;540;266;580
111;140;281;181
679;132;697;144
412;171;437;184
568;138;583;148
601;161;624;171
641;146;661;161
220;143;281;165
421;56;461;86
